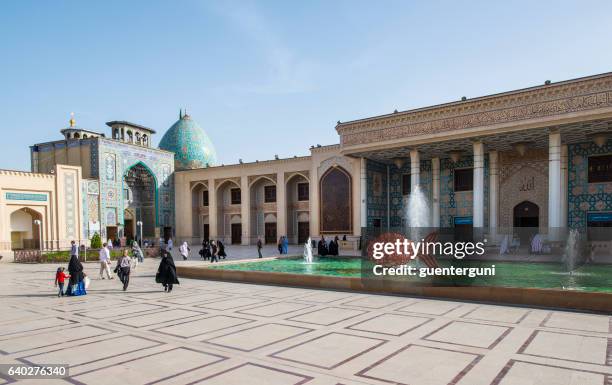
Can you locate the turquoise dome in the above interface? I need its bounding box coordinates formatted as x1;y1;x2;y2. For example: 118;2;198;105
159;112;217;170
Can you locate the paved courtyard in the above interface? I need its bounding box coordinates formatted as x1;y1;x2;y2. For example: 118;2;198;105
0;260;611;385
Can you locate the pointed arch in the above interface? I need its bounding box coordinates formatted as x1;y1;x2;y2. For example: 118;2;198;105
215;179;241;193
285;172;310;185
319;165;352;233
249;175;276;188
123;161;159;227
190;181;208;192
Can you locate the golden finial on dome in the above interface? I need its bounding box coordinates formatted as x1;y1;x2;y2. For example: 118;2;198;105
69;112;76;128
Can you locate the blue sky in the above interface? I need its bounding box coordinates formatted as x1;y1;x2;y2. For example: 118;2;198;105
1;0;611;170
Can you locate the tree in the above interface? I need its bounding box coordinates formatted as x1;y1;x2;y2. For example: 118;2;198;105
90;232;102;249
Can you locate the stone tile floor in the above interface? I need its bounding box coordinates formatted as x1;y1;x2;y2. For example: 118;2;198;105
0;260;610;385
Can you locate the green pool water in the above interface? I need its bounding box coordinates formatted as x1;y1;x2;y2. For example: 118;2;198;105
208;257;612;293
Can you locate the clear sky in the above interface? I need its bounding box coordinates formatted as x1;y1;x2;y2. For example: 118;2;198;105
1;0;611;170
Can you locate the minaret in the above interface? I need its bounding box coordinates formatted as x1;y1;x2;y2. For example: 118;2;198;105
69;112;76;127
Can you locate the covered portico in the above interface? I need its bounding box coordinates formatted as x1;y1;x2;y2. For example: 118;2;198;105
337;72;612;240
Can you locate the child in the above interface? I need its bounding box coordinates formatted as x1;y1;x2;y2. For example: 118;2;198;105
54;267;70;297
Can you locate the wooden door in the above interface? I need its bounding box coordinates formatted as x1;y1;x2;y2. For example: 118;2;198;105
297;222;310;244
264;222;277;244
231;223;242;244
203;224;210;241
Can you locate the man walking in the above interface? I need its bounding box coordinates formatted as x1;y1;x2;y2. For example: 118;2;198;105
70;240;78;260
99;242;113;279
257;237;263;258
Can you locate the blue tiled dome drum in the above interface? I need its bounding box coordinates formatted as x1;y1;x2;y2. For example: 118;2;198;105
159;113;217;170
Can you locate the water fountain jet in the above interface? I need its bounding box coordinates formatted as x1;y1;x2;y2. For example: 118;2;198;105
303;237;314;264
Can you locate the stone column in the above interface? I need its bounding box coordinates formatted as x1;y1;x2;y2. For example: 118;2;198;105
560;144;568;228
360;158;367;229
548;131;561;231
208;178;217;239
473;141;485;228
240;176;250;245
276;171;287;240
174;172;192;240
489;151;499;238
386;165;390;230
432;157;440;228
310;164;319;237
410;149;420;191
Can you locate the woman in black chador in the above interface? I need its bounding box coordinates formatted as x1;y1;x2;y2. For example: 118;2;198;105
199;240;211;261
317;236;328;256
217;240;227;260
328;236;339;256
67;254;86;296
156;252;179;293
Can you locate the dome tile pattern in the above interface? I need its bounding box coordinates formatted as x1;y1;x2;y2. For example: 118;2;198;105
159;113;217;170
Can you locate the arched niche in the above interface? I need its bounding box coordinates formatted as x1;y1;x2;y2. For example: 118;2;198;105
319;166;352;233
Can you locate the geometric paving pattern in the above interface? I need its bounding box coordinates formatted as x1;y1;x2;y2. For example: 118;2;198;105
0;262;611;385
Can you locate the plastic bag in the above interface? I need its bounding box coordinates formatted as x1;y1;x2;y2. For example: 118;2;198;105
84;276;91;289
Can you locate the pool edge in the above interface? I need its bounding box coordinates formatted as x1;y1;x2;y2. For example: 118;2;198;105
176;266;612;313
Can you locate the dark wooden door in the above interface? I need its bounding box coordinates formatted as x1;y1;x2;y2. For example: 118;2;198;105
106;226;117;242
231;223;242;244
203;224;210;241
297;222;310;244
264;223;277;244
124;219;134;240
513;201;539;246
163;227;173;243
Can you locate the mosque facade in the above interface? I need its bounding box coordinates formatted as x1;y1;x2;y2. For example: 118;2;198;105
175;72;612;254
1;115;178;256
2;72;612;260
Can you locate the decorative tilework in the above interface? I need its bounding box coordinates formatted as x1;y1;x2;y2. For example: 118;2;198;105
366;160;388;229
96;138;174;239
5;192;47;201
89;140;99;179
366;157;490;229
440;156;489;228
87;180;99;194
64;172;76;238
159;115;217;170
388;160;432;227
104;153;116;181
105;207;117;225
568;140;612;229
82;180;101;238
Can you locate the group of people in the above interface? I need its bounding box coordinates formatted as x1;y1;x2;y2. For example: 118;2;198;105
198;240;227;262
55;241;87;296
55;238;178;296
317;235;341;256
277;236;289;254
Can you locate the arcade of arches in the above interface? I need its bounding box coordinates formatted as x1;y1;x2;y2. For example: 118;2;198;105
179;147;363;248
